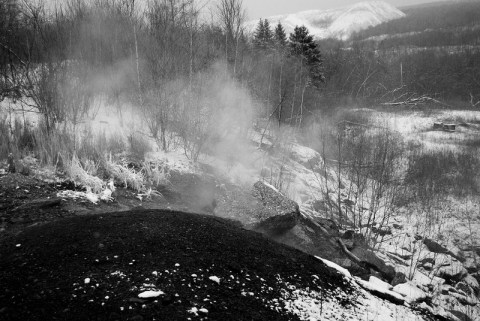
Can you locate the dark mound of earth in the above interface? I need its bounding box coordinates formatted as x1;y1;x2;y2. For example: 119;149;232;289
0;210;354;321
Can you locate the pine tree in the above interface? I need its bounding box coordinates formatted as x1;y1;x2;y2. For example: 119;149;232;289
289;25;324;87
253;18;273;50
263;19;274;48
253;19;265;49
274;22;287;48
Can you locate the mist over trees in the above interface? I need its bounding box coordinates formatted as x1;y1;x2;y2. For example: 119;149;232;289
1;0;479;162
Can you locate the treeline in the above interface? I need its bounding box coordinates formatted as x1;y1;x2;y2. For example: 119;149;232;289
317;41;480;103
361;28;480;50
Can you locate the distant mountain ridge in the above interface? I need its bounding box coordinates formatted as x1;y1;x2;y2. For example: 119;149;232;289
244;1;405;40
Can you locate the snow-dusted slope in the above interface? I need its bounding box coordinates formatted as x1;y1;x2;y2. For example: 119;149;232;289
245;1;405;40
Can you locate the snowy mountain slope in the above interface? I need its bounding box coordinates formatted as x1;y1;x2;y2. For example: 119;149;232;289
245;1;405;40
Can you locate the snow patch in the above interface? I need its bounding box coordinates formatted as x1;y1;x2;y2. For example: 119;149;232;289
315;256;352;278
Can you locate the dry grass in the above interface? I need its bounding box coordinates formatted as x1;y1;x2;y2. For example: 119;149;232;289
104;158;145;192
62;154;105;193
142;160;171;186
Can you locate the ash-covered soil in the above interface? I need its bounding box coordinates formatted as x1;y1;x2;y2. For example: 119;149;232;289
0;210;355;321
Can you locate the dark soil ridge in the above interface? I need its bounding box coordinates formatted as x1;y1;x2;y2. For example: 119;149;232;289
0;210;356;321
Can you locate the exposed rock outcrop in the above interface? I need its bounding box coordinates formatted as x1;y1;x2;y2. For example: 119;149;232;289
252;181;300;234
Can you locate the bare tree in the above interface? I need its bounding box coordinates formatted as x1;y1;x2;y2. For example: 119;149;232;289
215;0;245;75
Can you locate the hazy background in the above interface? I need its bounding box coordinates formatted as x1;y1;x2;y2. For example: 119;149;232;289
244;0;454;19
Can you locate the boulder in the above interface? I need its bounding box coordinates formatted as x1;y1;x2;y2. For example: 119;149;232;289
372;226;392;236
351;247;396;282
435;260;468;283
462;275;479;295
391;271;407;286
356;277;405;305
252;181;300;234
393;282;428;303
463;256;479;273
448;310;474;321
424;238;449;254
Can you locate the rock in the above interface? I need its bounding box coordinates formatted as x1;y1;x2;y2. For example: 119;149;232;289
252;181;300;234
369;275;392;291
343;230;355;239
419;255;435;271
435;260;468;283
448;310;474;321
440;285;452;295
391;272;407;286
392;223;403;230
424;238;449;254
372;226;392;236
462;275;479;295
387;248;412;261
423;263;433;271
356;277;405;305
451;292;477;306
393;282;428;303
351;247;396;282
463;257;479;273
341;230;365;250
455;281;473;296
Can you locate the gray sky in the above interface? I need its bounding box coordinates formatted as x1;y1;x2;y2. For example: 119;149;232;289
243;0;450;20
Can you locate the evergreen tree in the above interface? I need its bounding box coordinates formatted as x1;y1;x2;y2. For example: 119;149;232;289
289;25;324;87
274;22;287;48
253;19;265;49
253;18;273;50
263;19;273;47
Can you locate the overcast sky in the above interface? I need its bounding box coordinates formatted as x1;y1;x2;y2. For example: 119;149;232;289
243;0;450;20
